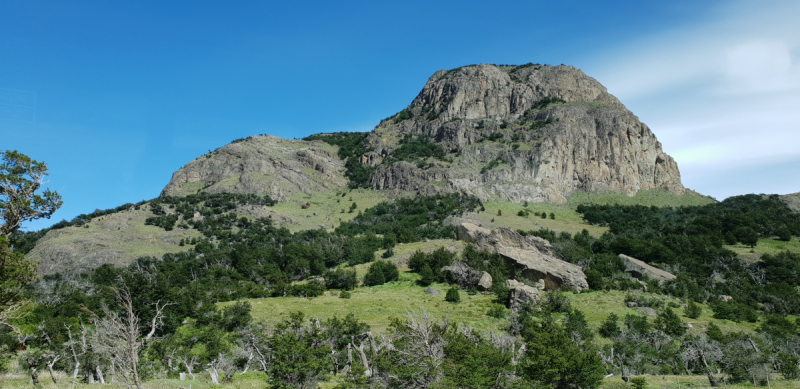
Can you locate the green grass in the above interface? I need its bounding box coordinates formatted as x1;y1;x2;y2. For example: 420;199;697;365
725;237;800;263
567;188;715;207
232;273;505;334
269;187;391;233
469;200;609;237
26;206;201;275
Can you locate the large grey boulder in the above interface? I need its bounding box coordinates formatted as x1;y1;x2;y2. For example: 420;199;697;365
456;223;491;242
619;254;676;283
441;264;492;291
460;225;588;291
477;272;493;291
507;279;541;312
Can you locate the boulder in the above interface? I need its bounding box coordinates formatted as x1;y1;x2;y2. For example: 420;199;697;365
499;247;588;291
458;224;588;291
457;223;491;242
442;264;484;288
719;295;733;302
627;301;638;308
619;254;676;283
424;287;441;295
506;279;541;312
477;272;492;291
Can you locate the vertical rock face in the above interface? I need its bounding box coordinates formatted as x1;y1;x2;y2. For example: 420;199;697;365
367;64;684;203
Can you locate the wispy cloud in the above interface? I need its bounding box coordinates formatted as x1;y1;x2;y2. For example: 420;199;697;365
586;0;800;198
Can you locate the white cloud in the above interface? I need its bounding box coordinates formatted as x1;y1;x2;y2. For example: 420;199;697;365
584;0;800;198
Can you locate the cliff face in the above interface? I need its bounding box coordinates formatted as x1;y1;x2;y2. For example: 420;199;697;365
366;64;684;203
161;135;347;201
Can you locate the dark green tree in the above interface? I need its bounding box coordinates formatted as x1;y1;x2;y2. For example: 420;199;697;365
445;287;460;303
419;264;435;286
654;308;686;336
598;313;621;338
267;312;333;389
776;226;792;242
685;300;702;319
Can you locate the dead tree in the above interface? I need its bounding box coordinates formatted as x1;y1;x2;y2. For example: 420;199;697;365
682;335;723;387
91;278;171;389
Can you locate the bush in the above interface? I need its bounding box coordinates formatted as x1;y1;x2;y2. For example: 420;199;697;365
382;247;394;258
419;264;435;286
487;304;507;319
340;290;351;299
549;213;555;220
685;300;701;319
598;313;620;338
445;287;461;303
363;261;399;287
324;268;358;290
631;377;647;389
776;226;792;242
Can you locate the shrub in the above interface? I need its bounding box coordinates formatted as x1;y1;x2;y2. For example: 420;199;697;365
445;287;461;303
487;304;507;319
549;212;555;219
419;264;435;286
630;377;647;389
685;300;701;319
324;268;358;290
364;261;399;287
382;247;394;258
776;226;792;241
340;290;351;299
598;313;620;338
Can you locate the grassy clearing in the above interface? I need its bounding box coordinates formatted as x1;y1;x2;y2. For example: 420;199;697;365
568;188;715;207
268;187;390;233
569;290;760;337
234;273;505;335
470;200;609;237
725;237;800;263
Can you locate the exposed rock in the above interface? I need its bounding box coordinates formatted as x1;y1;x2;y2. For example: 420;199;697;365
627;301;638;308
459;224;587;291
719;295;733;302
477;272;492;291
455;222;490;242
780;192;800;212
638;307;657;317
506;279;541;312
535;279;546;290
442;264;484;288
367;64;685;203
161;135;347;201
424;287;441;295
619;254;676;283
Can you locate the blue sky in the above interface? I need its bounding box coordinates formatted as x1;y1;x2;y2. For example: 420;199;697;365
2;0;798;231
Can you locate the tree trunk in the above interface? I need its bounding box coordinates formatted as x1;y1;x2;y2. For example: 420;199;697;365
29;367;40;386
48;363;58;384
96;366;105;384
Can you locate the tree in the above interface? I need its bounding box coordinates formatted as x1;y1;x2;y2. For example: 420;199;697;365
598;313;621;338
520;319;605;389
776;226;792;242
445;287;460;303
655;308;686;337
419;264;435;286
91;278;171;389
267;312;332;389
685;300;702;319
734;226;758;248
0;150;63;236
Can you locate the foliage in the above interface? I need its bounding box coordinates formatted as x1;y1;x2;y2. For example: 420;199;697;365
408;247;455;284
685;300;701;319
337;193;480;243
363;261;398;287
445;287;460;303
267;312;333;388
325;268;358;291
0;150;63;236
304;132;374;189
0;236;37;308
599;313;621;338
382;134;446;166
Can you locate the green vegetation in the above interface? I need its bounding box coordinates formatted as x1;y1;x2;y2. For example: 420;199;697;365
303;132;375;188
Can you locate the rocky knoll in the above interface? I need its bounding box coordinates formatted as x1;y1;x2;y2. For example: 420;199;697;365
456;223;588;291
367;64;684;203
161;135;347;201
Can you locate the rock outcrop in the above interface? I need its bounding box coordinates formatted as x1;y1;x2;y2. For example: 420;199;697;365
161;135;347;201
507;279;541;312
456;223;588;291
367;64;684;203
619;254;676;283
442;264;493;291
781;192;800;212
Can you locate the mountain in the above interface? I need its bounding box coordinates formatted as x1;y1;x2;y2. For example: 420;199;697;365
781;192;800;212
26;63;691;275
365;64;683;203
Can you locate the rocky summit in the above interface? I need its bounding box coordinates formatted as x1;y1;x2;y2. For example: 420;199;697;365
366;63;684;203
